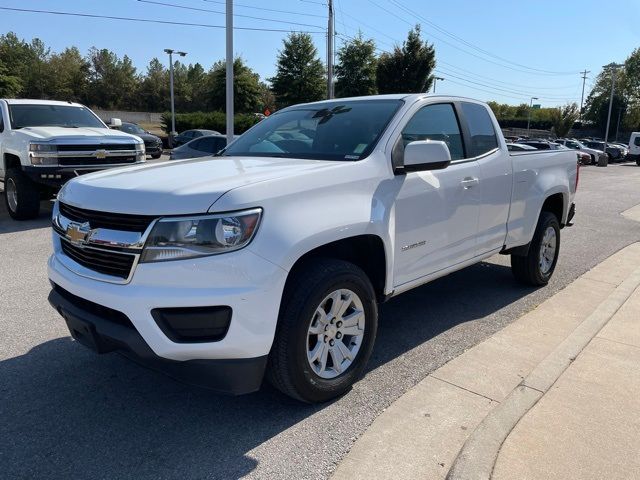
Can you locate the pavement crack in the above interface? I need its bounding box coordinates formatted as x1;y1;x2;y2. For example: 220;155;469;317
429;375;499;403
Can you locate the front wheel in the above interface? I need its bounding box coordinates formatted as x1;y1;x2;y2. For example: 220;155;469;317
267;259;378;403
511;211;560;286
151;152;162;159
4;168;41;220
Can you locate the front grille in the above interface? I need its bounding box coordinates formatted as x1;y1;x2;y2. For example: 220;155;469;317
57;144;137;152
58;156;137;167
59;202;156;232
61;240;136;279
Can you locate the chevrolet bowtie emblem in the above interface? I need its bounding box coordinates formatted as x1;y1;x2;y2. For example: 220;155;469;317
66;222;92;245
95;149;108;160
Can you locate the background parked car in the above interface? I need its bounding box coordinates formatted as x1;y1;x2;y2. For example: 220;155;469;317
172;129;221;147
506;143;537;151
117;122;163;159
554;139;604;165
169;134;236;160
582;140;626;161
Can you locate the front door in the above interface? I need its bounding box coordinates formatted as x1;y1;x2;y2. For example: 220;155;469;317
392;102;481;287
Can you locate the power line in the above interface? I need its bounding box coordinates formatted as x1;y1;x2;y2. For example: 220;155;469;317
367;0;579;77
388;0;579;76
202;0;327;18
0;6;325;33
137;0;324;29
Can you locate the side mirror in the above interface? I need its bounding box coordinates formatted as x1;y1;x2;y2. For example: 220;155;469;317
109;118;122;128
403;140;452;172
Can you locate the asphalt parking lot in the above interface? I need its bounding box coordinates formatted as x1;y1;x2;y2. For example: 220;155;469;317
1;162;640;480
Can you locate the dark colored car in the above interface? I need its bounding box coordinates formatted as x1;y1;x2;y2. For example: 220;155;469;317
169;134;237;160
173;129;221;147
582;141;626;161
118;122;163;159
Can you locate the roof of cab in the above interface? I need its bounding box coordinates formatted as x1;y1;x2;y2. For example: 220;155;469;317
284;93;488;108
3;99;85;107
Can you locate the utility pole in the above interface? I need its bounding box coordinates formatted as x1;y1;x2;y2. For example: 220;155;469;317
226;0;234;143
327;0;334;99
164;48;187;148
579;69;590;123
602;63;624;160
526;96;538;137
432;76;444;93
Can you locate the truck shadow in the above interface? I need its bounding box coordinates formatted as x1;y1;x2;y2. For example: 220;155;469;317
0;193;53;234
1;261;532;479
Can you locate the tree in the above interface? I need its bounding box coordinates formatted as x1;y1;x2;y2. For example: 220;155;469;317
376;25;436;94
550;103;579;137
207;57;262;113
0;59;21;97
584;68;628;134
270;32;325;107
87;48;139;109
43;47;90;102
138;58;168;111
335;33;377;98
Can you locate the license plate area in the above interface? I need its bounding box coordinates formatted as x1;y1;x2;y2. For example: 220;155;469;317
61;310;118;354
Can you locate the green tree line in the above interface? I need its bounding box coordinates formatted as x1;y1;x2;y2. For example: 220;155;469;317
0;28;435;114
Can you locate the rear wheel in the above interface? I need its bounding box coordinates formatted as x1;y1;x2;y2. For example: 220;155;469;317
511;211;560;286
267;259;378;403
4;168;40;220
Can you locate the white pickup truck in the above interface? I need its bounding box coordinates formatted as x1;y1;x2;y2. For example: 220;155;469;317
0;99;146;220
47;94;578;402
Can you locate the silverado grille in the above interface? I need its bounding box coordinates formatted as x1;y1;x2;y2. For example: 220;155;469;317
59;202;156;232
58;156;137;167
57;144;136;152
60;240;136;280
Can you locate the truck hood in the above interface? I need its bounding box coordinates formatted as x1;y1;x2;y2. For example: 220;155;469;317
17;126;137;142
58;156;339;215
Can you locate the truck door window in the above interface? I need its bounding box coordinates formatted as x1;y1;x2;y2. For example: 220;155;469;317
460;102;498;157
0;110;3;132
400;103;464;160
635;136;640;146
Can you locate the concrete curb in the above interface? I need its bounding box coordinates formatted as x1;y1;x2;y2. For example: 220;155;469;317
446;265;640;480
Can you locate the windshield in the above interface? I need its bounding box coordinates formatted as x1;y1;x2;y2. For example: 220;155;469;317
8;104;105;129
222;99;403;161
121;123;145;134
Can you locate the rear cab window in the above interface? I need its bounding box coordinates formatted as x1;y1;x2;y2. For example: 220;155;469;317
460;102;498;157
635;136;640;147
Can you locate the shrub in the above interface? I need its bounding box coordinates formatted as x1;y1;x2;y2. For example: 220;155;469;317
160;111;261;134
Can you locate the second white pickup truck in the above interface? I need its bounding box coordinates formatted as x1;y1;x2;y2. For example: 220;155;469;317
47;94;578;402
0;99;145;220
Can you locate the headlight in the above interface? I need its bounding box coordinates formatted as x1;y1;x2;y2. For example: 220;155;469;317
140;208;262;263
29;143;57;152
134;142;145;152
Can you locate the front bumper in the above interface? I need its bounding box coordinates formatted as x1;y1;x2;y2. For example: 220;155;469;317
48;241;288;362
48;284;268;394
23;163;144;188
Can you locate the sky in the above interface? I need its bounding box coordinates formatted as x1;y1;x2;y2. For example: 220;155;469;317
1;0;639;107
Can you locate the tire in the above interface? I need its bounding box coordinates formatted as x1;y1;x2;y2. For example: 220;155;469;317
511;211;560;286
267;258;378;403
636;158;640;167
151;152;162;159
3;168;41;220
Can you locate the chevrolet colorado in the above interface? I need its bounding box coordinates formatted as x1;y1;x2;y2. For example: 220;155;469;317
47;94;578;402
0;99;145;220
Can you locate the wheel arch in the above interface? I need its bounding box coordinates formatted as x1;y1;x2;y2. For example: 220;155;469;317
283;234;388;303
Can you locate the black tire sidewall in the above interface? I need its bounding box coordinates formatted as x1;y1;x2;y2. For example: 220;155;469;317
530;212;560;284
4;168;40;220
282;262;378;402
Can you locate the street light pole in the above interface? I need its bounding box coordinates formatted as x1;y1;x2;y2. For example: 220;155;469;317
602;63;624;160
164;48;187;147
526;96;538;137
432;76;444;93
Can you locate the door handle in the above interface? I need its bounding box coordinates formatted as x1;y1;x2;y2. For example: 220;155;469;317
460;177;479;189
